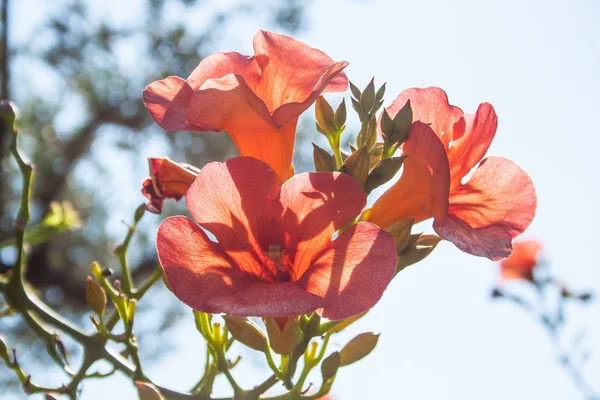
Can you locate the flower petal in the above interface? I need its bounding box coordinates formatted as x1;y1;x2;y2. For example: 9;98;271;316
383;87;464;146
205;282;327;317
446;103;498;185
187;74;294;182
186;157;282;276
369;122;450;229
143;76;212;132
157;216;250;312
300;222;396;320
279;172;366;280
433;157;537;260
251;30;349;118
186;51;260;90
141;158;199;213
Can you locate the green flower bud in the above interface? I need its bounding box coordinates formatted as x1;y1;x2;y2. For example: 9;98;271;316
339;332;379;366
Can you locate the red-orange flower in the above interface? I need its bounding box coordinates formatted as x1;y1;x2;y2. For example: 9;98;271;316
141;158;198;213
157;157;396;319
143;30;348;183
500;240;542;282
369;87;537;260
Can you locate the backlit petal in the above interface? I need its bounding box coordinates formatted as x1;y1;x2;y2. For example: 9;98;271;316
300;223;396;320
205;282;327;317
433;157;537;260
157;216;249;312
251;30;348;117
369;122;450;229
186;157;282;276
384;87;464;146
279;172;366;279
187;74;294;182
446;103;497;185
143;76;212;132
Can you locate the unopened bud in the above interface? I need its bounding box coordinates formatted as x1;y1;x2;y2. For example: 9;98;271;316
334;99;347;128
134;204;146;224
315;96;337;136
264;317;298;355
339;332;379;366
135;381;164;400
313;143;336;173
223;316;268;352
0;335;9;361
365;156;407;194
85;277;107;316
321;351;340;381
0;100;19;131
340;146;370;188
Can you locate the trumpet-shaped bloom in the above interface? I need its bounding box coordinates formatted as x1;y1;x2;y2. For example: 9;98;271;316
370;87;536;260
141;158;198;213
500;240;542;282
157;157;396;319
143;30;348;183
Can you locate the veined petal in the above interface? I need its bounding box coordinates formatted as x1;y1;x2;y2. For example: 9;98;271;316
251;30;349;115
300;223;396;321
143;76;212;132
369;122;450;229
186;157;282;276
186;51;260;90
279;172;366;280
446;103;498;185
187;74;294;182
384;87;464;146
272;61;349;127
434;157;537;260
205;282;327;317
157;216;249;312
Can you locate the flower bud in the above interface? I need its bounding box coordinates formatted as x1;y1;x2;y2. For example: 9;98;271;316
135;381;164;400
321;351;340;381
315;96;337;136
0;335;9;361
85;277;107;316
264;317;298;355
396;234;442;273
0;100;19;132
313;143;336;172
339;332;379;366
223;316;268;352
334;99;347;128
365;156;407;194
340;146;370;188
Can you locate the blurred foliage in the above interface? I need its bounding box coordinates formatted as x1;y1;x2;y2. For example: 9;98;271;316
0;0;309;392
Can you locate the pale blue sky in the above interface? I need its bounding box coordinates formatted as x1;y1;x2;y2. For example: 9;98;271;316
7;0;600;399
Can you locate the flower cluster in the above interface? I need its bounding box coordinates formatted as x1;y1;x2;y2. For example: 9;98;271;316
143;30;537;322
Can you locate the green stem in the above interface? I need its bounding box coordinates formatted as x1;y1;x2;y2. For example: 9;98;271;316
264;349;285;381
8;125;32;287
328;134;343;170
131;266;162;299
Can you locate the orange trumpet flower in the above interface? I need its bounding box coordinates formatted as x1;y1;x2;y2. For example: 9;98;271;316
143;30;348;183
370;87;537;260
